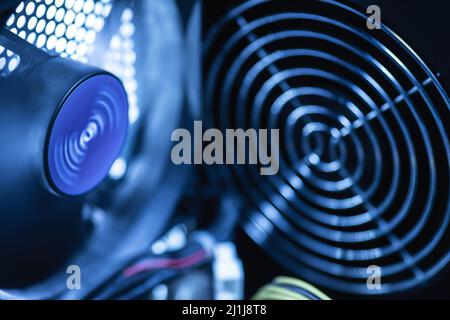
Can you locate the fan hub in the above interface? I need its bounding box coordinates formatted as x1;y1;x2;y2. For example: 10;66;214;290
46;74;128;196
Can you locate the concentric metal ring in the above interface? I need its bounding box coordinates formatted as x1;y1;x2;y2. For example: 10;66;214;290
47;73;128;196
203;0;450;295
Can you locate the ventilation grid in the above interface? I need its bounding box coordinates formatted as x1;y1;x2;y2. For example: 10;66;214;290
1;0;142;178
0;44;20;76
5;0;112;62
203;0;450;295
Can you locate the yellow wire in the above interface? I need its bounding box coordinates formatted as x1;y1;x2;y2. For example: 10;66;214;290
274;276;331;300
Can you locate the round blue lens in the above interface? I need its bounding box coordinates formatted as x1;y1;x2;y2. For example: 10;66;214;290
47;74;128;196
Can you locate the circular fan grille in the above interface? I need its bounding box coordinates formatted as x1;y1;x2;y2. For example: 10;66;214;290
203;0;450;295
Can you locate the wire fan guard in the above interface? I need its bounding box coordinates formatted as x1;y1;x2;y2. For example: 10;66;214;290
203;0;450;295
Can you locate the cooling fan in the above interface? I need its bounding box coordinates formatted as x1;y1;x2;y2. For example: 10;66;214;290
0;0;184;299
200;0;450;296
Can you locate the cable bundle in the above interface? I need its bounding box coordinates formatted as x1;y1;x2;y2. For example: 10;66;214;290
253;276;331;300
87;233;212;300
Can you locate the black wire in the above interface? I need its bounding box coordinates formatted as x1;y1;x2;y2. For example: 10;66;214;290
88;241;209;300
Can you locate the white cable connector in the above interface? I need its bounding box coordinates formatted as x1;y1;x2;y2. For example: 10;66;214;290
212;242;244;300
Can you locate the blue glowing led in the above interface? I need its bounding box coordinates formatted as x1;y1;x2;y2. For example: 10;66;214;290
47;74;128;196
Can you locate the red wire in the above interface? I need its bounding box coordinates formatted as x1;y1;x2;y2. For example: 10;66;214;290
122;250;208;278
